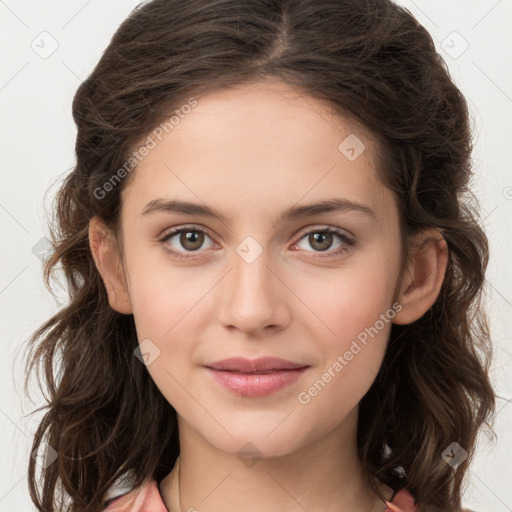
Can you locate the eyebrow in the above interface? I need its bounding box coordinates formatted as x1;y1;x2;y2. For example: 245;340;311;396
141;197;376;224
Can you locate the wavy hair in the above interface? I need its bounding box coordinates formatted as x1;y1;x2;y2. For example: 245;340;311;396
23;0;496;510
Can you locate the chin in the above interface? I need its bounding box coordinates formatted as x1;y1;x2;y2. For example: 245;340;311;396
198;422;311;461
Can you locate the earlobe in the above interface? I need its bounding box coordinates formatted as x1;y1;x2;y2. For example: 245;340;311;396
88;216;133;315
392;229;449;325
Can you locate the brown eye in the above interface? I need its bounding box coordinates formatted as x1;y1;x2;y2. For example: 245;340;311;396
308;232;334;252
295;227;355;257
159;227;214;258
179;230;205;251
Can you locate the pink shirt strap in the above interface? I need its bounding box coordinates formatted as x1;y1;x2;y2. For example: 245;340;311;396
385;488;418;512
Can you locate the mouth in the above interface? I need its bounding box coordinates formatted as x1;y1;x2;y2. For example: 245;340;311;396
205;356;308;373
204;357;310;397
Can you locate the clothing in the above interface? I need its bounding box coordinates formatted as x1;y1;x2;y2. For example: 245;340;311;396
102;478;418;512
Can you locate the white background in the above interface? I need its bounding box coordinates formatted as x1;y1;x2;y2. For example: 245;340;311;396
1;1;511;510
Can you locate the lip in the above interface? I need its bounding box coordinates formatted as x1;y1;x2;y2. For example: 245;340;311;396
204;357;310;397
205;357;307;372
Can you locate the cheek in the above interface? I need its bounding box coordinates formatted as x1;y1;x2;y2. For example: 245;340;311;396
127;258;212;339
292;256;398;405
294;254;398;343
297;313;392;419
129;284;198;413
126;264;213;396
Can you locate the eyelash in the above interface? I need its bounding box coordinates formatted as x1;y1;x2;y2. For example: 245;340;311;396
158;225;355;260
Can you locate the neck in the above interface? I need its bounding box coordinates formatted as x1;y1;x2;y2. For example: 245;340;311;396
159;408;394;512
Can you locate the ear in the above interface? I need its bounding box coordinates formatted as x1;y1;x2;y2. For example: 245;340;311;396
88;216;133;315
392;228;449;325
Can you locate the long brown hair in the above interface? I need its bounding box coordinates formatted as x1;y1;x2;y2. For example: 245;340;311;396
23;0;496;510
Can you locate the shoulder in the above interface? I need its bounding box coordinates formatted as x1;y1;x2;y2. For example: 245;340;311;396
102;478;168;512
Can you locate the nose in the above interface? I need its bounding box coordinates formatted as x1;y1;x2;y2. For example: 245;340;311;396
216;246;290;336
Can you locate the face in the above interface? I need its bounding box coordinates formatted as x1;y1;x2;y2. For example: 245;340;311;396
114;78;404;457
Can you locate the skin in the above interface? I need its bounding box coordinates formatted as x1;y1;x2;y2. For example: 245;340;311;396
89;78;448;512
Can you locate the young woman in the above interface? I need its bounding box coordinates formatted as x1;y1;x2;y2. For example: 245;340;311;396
24;1;495;511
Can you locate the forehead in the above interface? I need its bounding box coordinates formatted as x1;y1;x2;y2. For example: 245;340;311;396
121;78;395;226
